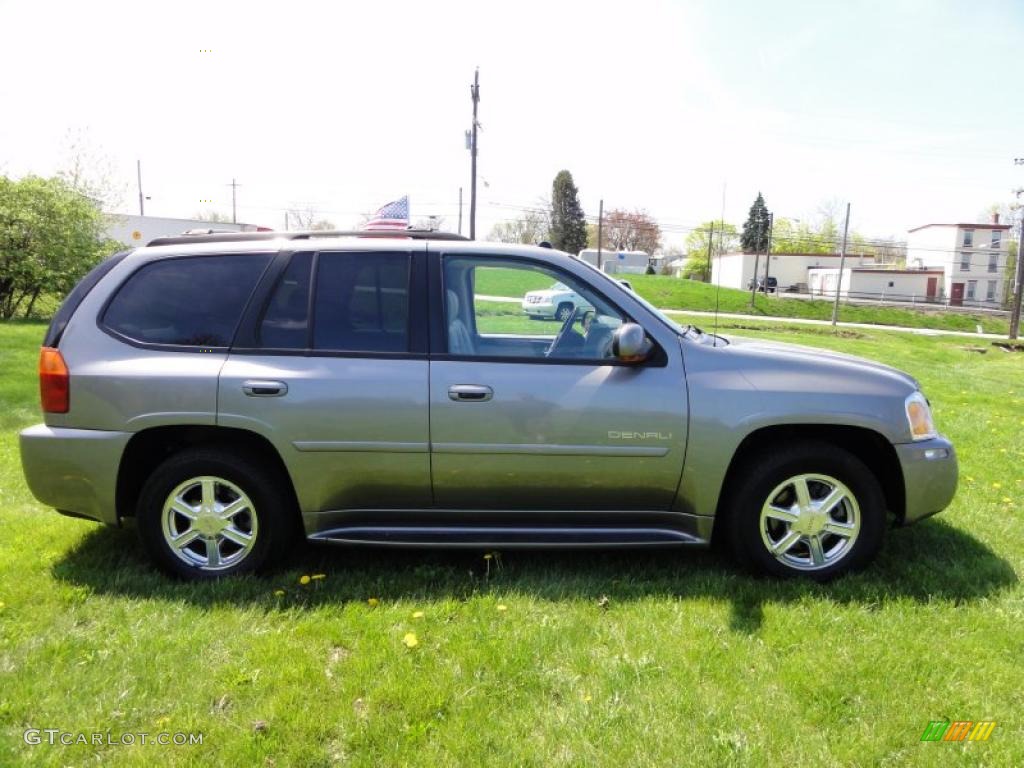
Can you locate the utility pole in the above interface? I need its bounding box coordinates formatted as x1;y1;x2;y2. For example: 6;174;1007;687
704;221;716;283
136;160;145;216
750;211;768;307
763;211;774;294
1010;190;1024;339
469;68;480;240
831;202;852;327
597;199;604;270
458;187;463;235
228;178;240;223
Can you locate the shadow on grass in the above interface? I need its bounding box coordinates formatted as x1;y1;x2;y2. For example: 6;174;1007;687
51;518;1017;633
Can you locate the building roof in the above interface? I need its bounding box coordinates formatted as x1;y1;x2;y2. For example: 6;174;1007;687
907;223;1012;233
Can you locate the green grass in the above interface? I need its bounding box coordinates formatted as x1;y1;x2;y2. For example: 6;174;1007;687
1;320;1023;766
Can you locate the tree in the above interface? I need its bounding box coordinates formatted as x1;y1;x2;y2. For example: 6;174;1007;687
0;175;115;318
488;210;548;244
58;128;124;209
740;192;771;253
286;206;335;231
549;170;587;255
600;208;662;254
192;210;233;223
683;220;738;279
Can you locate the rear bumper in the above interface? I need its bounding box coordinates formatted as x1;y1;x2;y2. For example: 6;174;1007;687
895;435;958;525
19;424;129;526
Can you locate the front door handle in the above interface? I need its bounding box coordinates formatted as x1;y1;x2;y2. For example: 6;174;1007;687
448;384;493;402
243;380;288;397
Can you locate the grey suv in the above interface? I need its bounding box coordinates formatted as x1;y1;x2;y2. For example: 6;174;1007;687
20;230;957;581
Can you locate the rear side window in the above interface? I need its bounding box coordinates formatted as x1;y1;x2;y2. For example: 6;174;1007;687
313;252;410;352
44;250;130;347
102;254;272;347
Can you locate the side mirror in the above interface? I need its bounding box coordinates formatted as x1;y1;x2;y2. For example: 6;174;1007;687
612;323;652;362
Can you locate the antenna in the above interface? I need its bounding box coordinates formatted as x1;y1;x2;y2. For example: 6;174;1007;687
713;182;726;347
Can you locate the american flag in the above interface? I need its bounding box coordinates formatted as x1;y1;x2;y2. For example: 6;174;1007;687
364;196;410;230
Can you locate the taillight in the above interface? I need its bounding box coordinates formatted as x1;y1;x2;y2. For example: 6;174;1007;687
39;347;69;413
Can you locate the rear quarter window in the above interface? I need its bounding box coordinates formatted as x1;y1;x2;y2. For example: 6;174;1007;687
44;250;130;347
102;253;272;347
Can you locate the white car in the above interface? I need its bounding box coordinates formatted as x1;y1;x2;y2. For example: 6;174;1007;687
521;281;594;321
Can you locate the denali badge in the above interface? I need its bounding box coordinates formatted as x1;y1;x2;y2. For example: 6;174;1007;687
608;431;673;440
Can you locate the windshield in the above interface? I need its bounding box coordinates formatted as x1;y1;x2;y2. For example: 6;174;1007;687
550;281;569;291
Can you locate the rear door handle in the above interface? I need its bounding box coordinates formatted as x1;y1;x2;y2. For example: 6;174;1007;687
243;380;288;397
448;384;493;402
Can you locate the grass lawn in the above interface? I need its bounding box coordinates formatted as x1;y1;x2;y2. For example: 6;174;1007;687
1;319;1023;766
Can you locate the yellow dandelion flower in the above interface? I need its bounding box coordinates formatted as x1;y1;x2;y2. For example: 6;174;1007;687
273;589;285;597
993;483;1002;489
496;604;508;612
412;610;425;619
966;476;975;483
311;574;326;581
1000;448;1008;453
582;693;592;702
367;598;380;607
1003;497;1012;504
299;575;311;585
403;632;419;649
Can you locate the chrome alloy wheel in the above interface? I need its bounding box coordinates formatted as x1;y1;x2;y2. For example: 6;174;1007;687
161;476;258;571
759;473;861;571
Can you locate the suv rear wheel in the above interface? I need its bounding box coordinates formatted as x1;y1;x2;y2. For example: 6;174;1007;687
136;448;296;579
725;441;885;580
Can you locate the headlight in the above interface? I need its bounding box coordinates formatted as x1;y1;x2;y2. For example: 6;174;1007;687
905;391;937;441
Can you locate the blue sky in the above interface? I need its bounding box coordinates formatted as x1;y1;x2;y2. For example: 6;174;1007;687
1;0;1021;247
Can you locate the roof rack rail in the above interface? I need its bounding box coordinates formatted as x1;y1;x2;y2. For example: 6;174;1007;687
146;229;471;247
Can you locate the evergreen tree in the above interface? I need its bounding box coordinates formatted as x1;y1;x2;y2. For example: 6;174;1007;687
549;170;587;255
740;192;771;253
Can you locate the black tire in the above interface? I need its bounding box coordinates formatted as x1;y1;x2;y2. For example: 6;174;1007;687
136;447;298;580
555;302;574;322
724;441;885;581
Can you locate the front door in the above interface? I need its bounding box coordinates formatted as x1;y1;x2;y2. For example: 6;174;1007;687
950;282;964;306
218;247;431;531
926;277;937;300
429;253;687;511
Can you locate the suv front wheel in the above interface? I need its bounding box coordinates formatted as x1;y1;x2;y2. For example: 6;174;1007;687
725;441;885;580
136;448;296;579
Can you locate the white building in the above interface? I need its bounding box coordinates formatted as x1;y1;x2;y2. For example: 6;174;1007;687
807;267;945;303
710;251;875;292
577;249;658;275
905;215;1011;306
105;214;270;247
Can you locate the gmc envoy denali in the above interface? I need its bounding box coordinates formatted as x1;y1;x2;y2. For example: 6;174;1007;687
20;230;958;581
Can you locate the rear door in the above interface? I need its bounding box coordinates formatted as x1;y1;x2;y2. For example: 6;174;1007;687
218;244;431;532
428;251;688;511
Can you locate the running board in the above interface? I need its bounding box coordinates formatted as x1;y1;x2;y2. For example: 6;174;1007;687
308;525;704;548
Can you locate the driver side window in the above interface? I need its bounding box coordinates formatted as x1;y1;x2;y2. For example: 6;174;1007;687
442;256;625;361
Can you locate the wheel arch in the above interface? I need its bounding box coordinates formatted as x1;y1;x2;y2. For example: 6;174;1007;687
711;424;905;545
116;425;300;525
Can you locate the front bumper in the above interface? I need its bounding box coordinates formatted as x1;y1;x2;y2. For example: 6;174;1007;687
522;303;553;317
894;435;958;525
19;424;130;526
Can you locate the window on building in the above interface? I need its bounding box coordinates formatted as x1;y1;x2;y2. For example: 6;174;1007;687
966;280;977;300
960;252;971;271
962;229;974;247
986;280;997;302
102;254;272;347
312;252;410;353
991;230;1001;248
988;253;999;273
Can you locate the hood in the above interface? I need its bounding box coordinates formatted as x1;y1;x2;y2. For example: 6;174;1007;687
720;335;920;392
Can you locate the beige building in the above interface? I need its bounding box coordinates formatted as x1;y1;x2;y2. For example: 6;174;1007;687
710;252;875;292
905;215;1011;306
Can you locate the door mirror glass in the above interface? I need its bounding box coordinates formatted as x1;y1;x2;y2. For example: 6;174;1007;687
612;323;652;362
